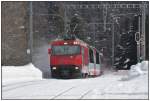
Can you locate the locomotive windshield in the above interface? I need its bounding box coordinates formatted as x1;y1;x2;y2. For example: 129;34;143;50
51;45;80;55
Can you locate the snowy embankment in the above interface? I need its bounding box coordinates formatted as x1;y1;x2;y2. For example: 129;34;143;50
120;61;148;81
2;63;42;85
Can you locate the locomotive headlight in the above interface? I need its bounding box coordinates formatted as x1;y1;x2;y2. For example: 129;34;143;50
52;67;57;70
73;42;78;44
75;67;79;70
64;42;68;45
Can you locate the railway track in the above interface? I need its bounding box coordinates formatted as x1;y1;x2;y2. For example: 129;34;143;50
2;73;148;99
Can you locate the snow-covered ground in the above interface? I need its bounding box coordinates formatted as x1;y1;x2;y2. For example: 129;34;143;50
2;61;148;99
2;63;42;85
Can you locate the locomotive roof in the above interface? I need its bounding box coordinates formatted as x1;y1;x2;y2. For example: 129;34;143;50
50;38;100;53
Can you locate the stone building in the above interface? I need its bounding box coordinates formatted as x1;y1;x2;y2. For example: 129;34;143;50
2;2;30;65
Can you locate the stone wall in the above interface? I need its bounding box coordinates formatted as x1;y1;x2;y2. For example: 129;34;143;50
2;1;30;65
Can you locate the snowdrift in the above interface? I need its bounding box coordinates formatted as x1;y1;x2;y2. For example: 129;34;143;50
2;63;42;85
129;61;148;75
121;61;148;81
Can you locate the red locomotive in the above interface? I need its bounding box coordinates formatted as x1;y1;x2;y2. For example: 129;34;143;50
48;38;102;78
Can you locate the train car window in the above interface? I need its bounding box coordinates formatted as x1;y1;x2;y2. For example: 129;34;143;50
96;52;100;64
89;48;94;63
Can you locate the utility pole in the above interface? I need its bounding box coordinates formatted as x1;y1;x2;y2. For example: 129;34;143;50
29;1;33;62
138;15;141;60
110;14;116;68
137;15;141;62
103;4;107;32
141;3;146;60
112;22;115;67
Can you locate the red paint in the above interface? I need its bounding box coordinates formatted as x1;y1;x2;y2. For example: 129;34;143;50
50;55;82;67
48;39;102;76
83;46;89;65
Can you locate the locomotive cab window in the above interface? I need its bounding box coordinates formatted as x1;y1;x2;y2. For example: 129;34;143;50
51;45;80;55
89;48;94;63
96;52;100;64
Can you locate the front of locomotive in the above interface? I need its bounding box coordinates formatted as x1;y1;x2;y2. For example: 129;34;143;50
49;40;83;78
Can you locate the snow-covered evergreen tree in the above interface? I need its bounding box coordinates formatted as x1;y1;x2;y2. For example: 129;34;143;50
114;27;137;70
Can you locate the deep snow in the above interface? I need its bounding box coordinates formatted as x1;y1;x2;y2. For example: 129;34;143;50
2;61;148;99
2;63;42;85
120;61;148;81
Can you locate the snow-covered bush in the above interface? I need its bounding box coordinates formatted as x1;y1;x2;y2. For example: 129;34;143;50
129;61;148;75
121;61;148;81
140;61;148;71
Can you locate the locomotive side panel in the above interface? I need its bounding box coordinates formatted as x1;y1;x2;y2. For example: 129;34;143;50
80;46;89;74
